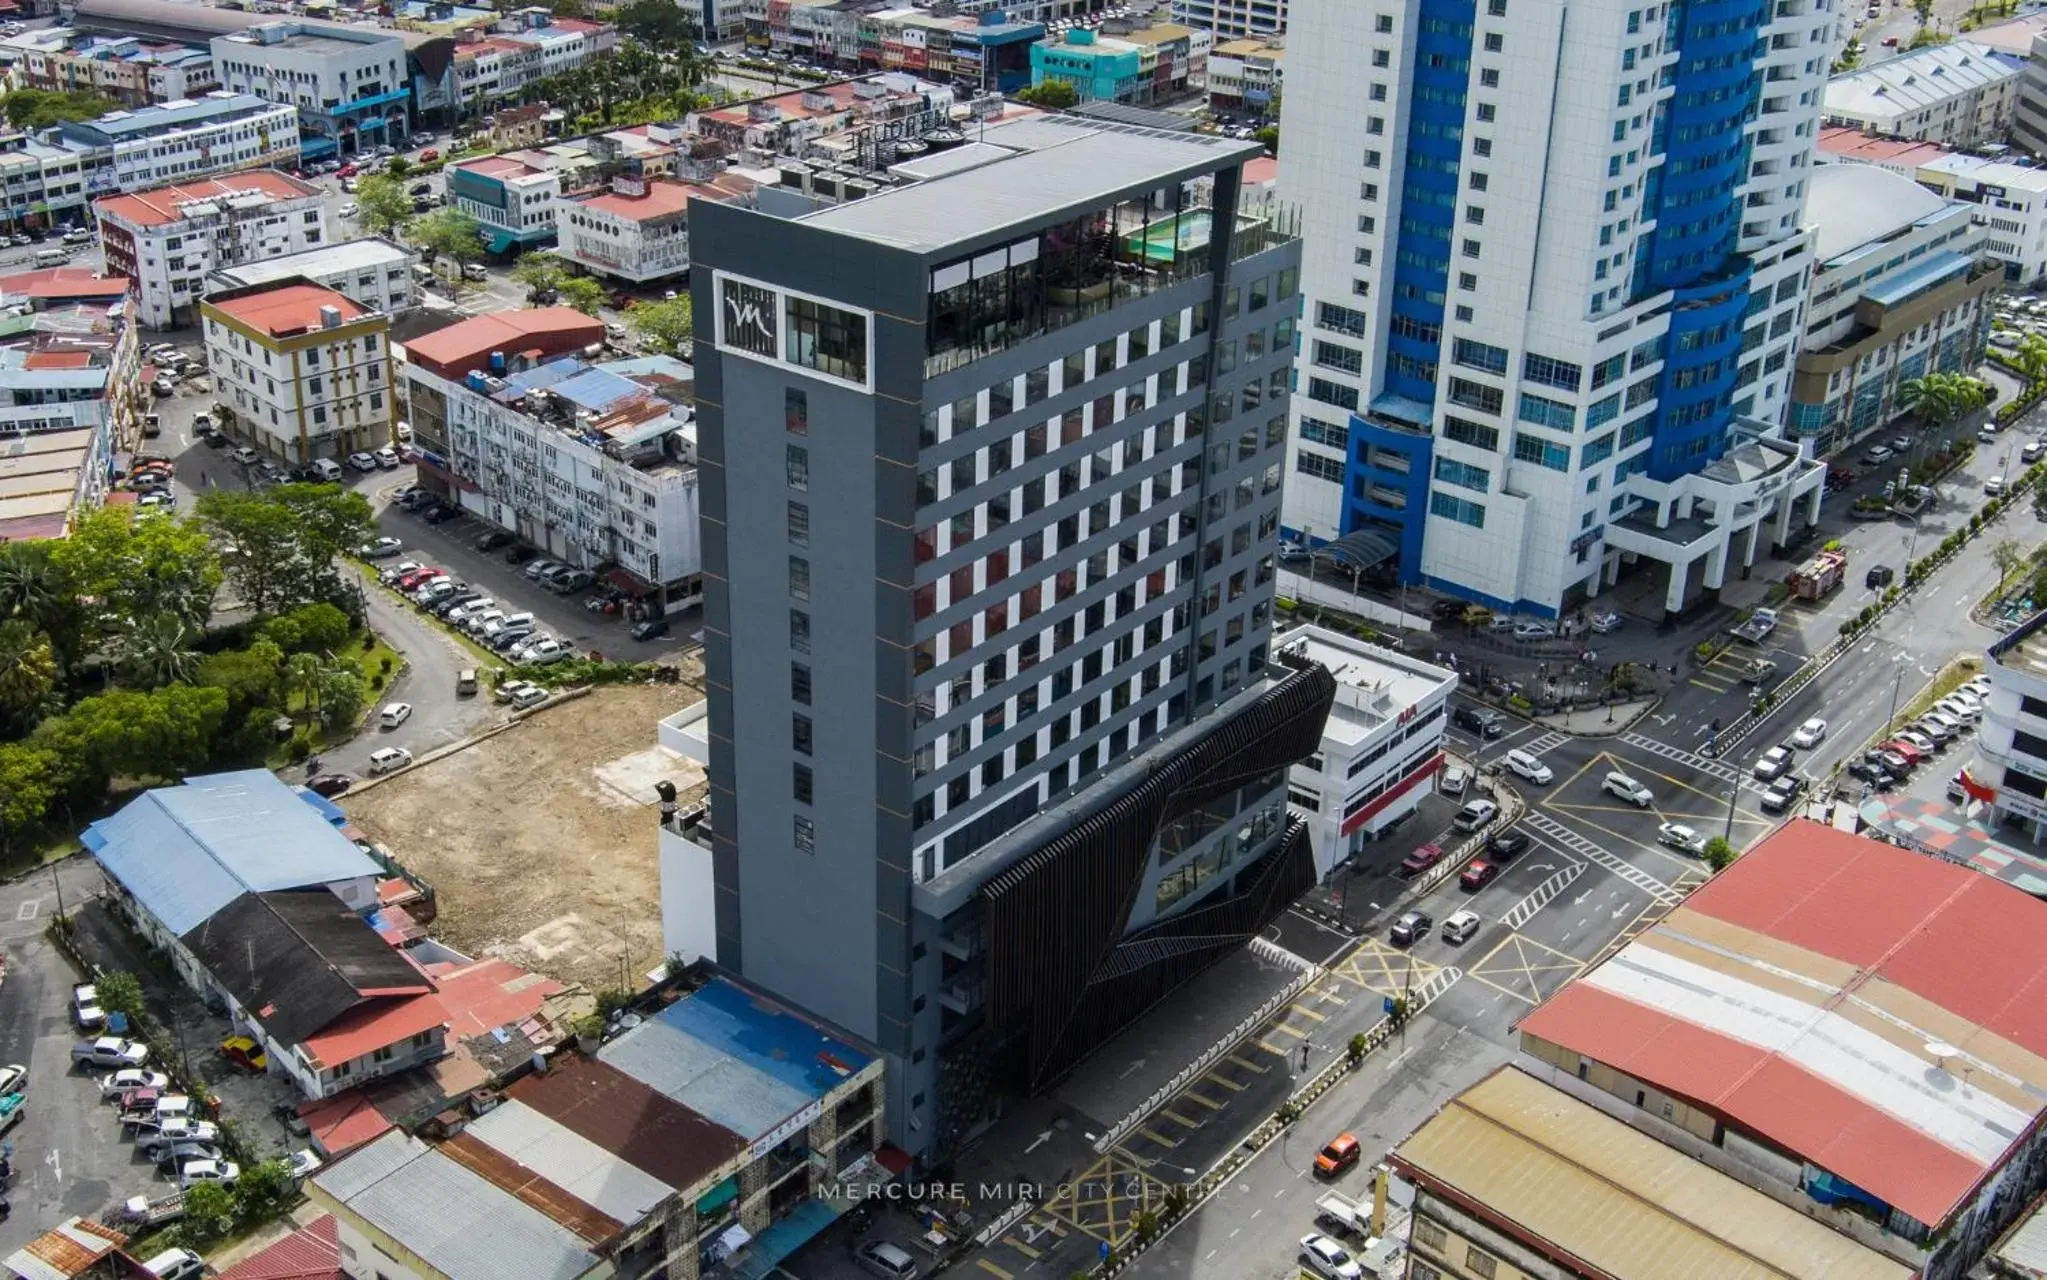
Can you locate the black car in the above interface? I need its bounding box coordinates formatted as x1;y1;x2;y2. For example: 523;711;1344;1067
1430;599;1466;621
1389;910;1432;947
1848;756;1899;788
423;504;457;524
1485;828;1531;863
475;530;514;552
305;773;354;797
1865;563;1895;589
1452;705;1505;738
505;545;538;565
408;181;432;196
431;591;479;617
630;618;671;641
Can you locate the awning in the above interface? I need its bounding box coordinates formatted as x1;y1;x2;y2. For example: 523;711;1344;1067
1321;528;1400;570
695;1177;739;1215
875;1144;913;1176
606;567;654;596
487;231;516;255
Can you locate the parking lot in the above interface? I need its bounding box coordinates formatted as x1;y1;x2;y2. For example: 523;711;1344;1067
339;681;704;992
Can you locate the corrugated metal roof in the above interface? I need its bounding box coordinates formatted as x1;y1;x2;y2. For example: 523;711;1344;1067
1823;40;2019;124
505;1055;744;1197
1516;818;2047;1230
84;770;382;936
310;1131;599;1280
1988;1193;2047;1278
464;1099;673;1223
797;116;1258;253
598;1008;808;1137
1393;1069;1914;1280
1;1216;127;1280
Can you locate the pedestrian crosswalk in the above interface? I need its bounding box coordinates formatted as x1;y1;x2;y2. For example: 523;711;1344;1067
1619;731;1762;792
1520;811;1684;905
1518;730;1570;756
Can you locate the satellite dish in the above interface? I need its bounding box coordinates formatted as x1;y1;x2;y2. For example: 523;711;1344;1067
1926;1041;1960;1063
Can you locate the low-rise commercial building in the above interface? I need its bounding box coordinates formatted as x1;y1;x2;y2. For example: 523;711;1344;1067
1393;1067;1915;1280
1917;153;2047;287
555;173;753;285
57;91;300;198
403;309;702;601
1516;818;2047;1279
1171;0;1286;40
1028;22;1206;106
742;2;1044;93
1206;36;1280;114
0;26;217;106
309;975;889;1280
1273;625;1453;875
448;152;563;255
206;236;418;318
203;278;393;463
1790;164;1997;453
1816;124;1956;174
1823;41;2023;147
685;74;958;156
0;134;92;236
212;21;412;164
95;168;327;329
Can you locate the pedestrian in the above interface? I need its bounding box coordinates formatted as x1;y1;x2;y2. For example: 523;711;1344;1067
198;470;207;487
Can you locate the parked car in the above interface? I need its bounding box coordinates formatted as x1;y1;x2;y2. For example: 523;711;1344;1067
305;772;354;798
1452;798;1499;831
630;618;671;641
510;685;549;710
475;530;514;552
230;446;261;466
1452;706;1505;738
1397;842;1446;877
1589;610;1623;634
1512;621;1557;641
1438;765;1471;798
151;1141;223;1170
72;983;104;1030
495;680;540;705
1485;828;1531;862
373;446;400;469
1388;910;1433;947
489;625;536;652
178;1158;240;1189
98;1069;169;1099
367;746;412;775
346;451;379;472
1862;443;1895;464
136;1118;218;1154
378;702;412;729
521;639;572;665
72;1037;148;1069
218;1037;267;1072
358;536;403;559
524;558;563;581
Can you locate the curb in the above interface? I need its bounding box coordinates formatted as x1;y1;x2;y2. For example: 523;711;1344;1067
1532;696;1660;739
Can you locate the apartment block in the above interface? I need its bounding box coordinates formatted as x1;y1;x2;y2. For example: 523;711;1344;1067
1822;41;2023;147
1206;36;1281;114
205;237;418;318
57;92;300;197
202;278;393;463
96;168;328;329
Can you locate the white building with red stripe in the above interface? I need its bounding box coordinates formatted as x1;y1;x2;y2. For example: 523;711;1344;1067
1272;625;1453;878
1974;609;2047;834
1516;819;2047;1278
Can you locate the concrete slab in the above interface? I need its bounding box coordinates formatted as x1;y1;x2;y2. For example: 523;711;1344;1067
1048;944;1300;1131
591;744;703;807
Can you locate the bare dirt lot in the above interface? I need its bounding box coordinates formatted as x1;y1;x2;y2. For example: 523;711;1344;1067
346;679;707;992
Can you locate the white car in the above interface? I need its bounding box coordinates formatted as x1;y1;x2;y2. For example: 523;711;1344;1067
494;680;540;704
1752;746;1792;781
0;1065;24;1096
510;685;549;709
378;702;412;729
1504;749;1553;785
230;446;261;466
72;982;104;1030
358;536;403;559
178;1158;240;1189
1657;822;1706;856
1298;1233;1364;1280
339;201;358;217
367;746;412;775
1589;609;1623;634
521;639;572;665
1513;621;1558;640
1789;718;1827;749
1452;798;1499;831
1962;675;1993;699
1987;475;2007;496
374;446;400;469
1441;909;1482;944
99;1068;169;1099
347;451;380;472
1603;771;1653;807
1439;766;1470;798
446;598;495;624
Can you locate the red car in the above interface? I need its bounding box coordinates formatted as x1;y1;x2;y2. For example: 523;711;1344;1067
1881;738;1926;766
1398;842;1447;877
418;148;439;162
1459;859;1500;891
396;567;442;590
1827;465;1855;488
338;163;358;178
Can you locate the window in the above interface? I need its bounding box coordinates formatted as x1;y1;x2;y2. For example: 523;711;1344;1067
1318;302;1368;337
1299;417;1350;450
1465;206;1484;225
1581;433;1615;467
1443;415;1499;451
1375;13;1392;29
1307;378;1359;411
793;713;813;755
792;662;812;704
788;501;809;547
1464;1247;1498;1279
785;387;808;434
1523;352;1583;390
789;555;811;602
791;609;811;654
1447;377;1502;414
786;444;809;491
1297;452;1344;483
785;295;868;382
1452;338;1507;375
793;763;813;804
1513;433;1571;470
1458;272;1478;291
1430;490;1486;527
1476;102;1496;121
1413;1220;1447;1252
1462;238;1481;259
1483;30;1503;49
1434;457;1490;491
1373;48;1389;65
1313;341;1364;375
1519;393;1576;431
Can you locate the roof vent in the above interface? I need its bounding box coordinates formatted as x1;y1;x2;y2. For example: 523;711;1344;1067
318;304;341;328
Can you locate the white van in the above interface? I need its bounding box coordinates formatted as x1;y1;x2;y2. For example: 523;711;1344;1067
142;1249;205;1280
33;247;66;267
308;458;343;481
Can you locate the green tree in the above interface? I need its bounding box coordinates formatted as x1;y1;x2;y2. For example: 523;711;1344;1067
510;252;567;303
0;89;122;130
1703;836;1736;870
232;1158;297;1224
283;652;322;723
0;742;64;854
34;685;228;785
49;507;220;636
1995;539;2028;590
94;971;144;1023
117;612;199;690
1253;124;1278;153
264;602;353;656
194;639;284;720
1016;80;1079;109
354;173;414;238
0;620;56;721
197;484;374;616
180;1180;236;1246
1898;372;1990;433
557;275;607;316
1832;37;1864;73
624;295;693;355
1915;0;1935;21
551;0;590;15
2014;332;2047;387
616;0;706;54
409;206;485;277
385;155;411;179
318;664;367;729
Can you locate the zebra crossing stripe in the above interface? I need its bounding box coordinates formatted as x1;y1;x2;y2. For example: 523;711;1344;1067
1520;812;1682;905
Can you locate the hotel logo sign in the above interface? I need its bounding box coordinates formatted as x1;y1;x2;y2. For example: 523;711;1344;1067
721;277;779;360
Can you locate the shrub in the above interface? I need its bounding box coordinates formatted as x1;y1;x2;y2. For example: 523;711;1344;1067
380;655;393;674
1821;538;1843;553
1703;836;1736;870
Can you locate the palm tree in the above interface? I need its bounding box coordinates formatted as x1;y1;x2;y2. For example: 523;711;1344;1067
118;612;198;689
284;651;323;722
0;542;59;626
2014;333;2047;388
0;620;55;718
1898;372;1989;434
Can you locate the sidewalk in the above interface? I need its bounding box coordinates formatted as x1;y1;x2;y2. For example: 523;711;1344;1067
1532;697;1657;735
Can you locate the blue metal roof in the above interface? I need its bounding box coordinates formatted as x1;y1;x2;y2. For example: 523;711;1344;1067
597;979;872;1140
60;93;277;142
553;367;640;412
84;770;383;935
1861;249;1974;309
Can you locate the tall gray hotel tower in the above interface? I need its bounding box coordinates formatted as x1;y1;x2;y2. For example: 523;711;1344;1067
684;114;1333;1162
